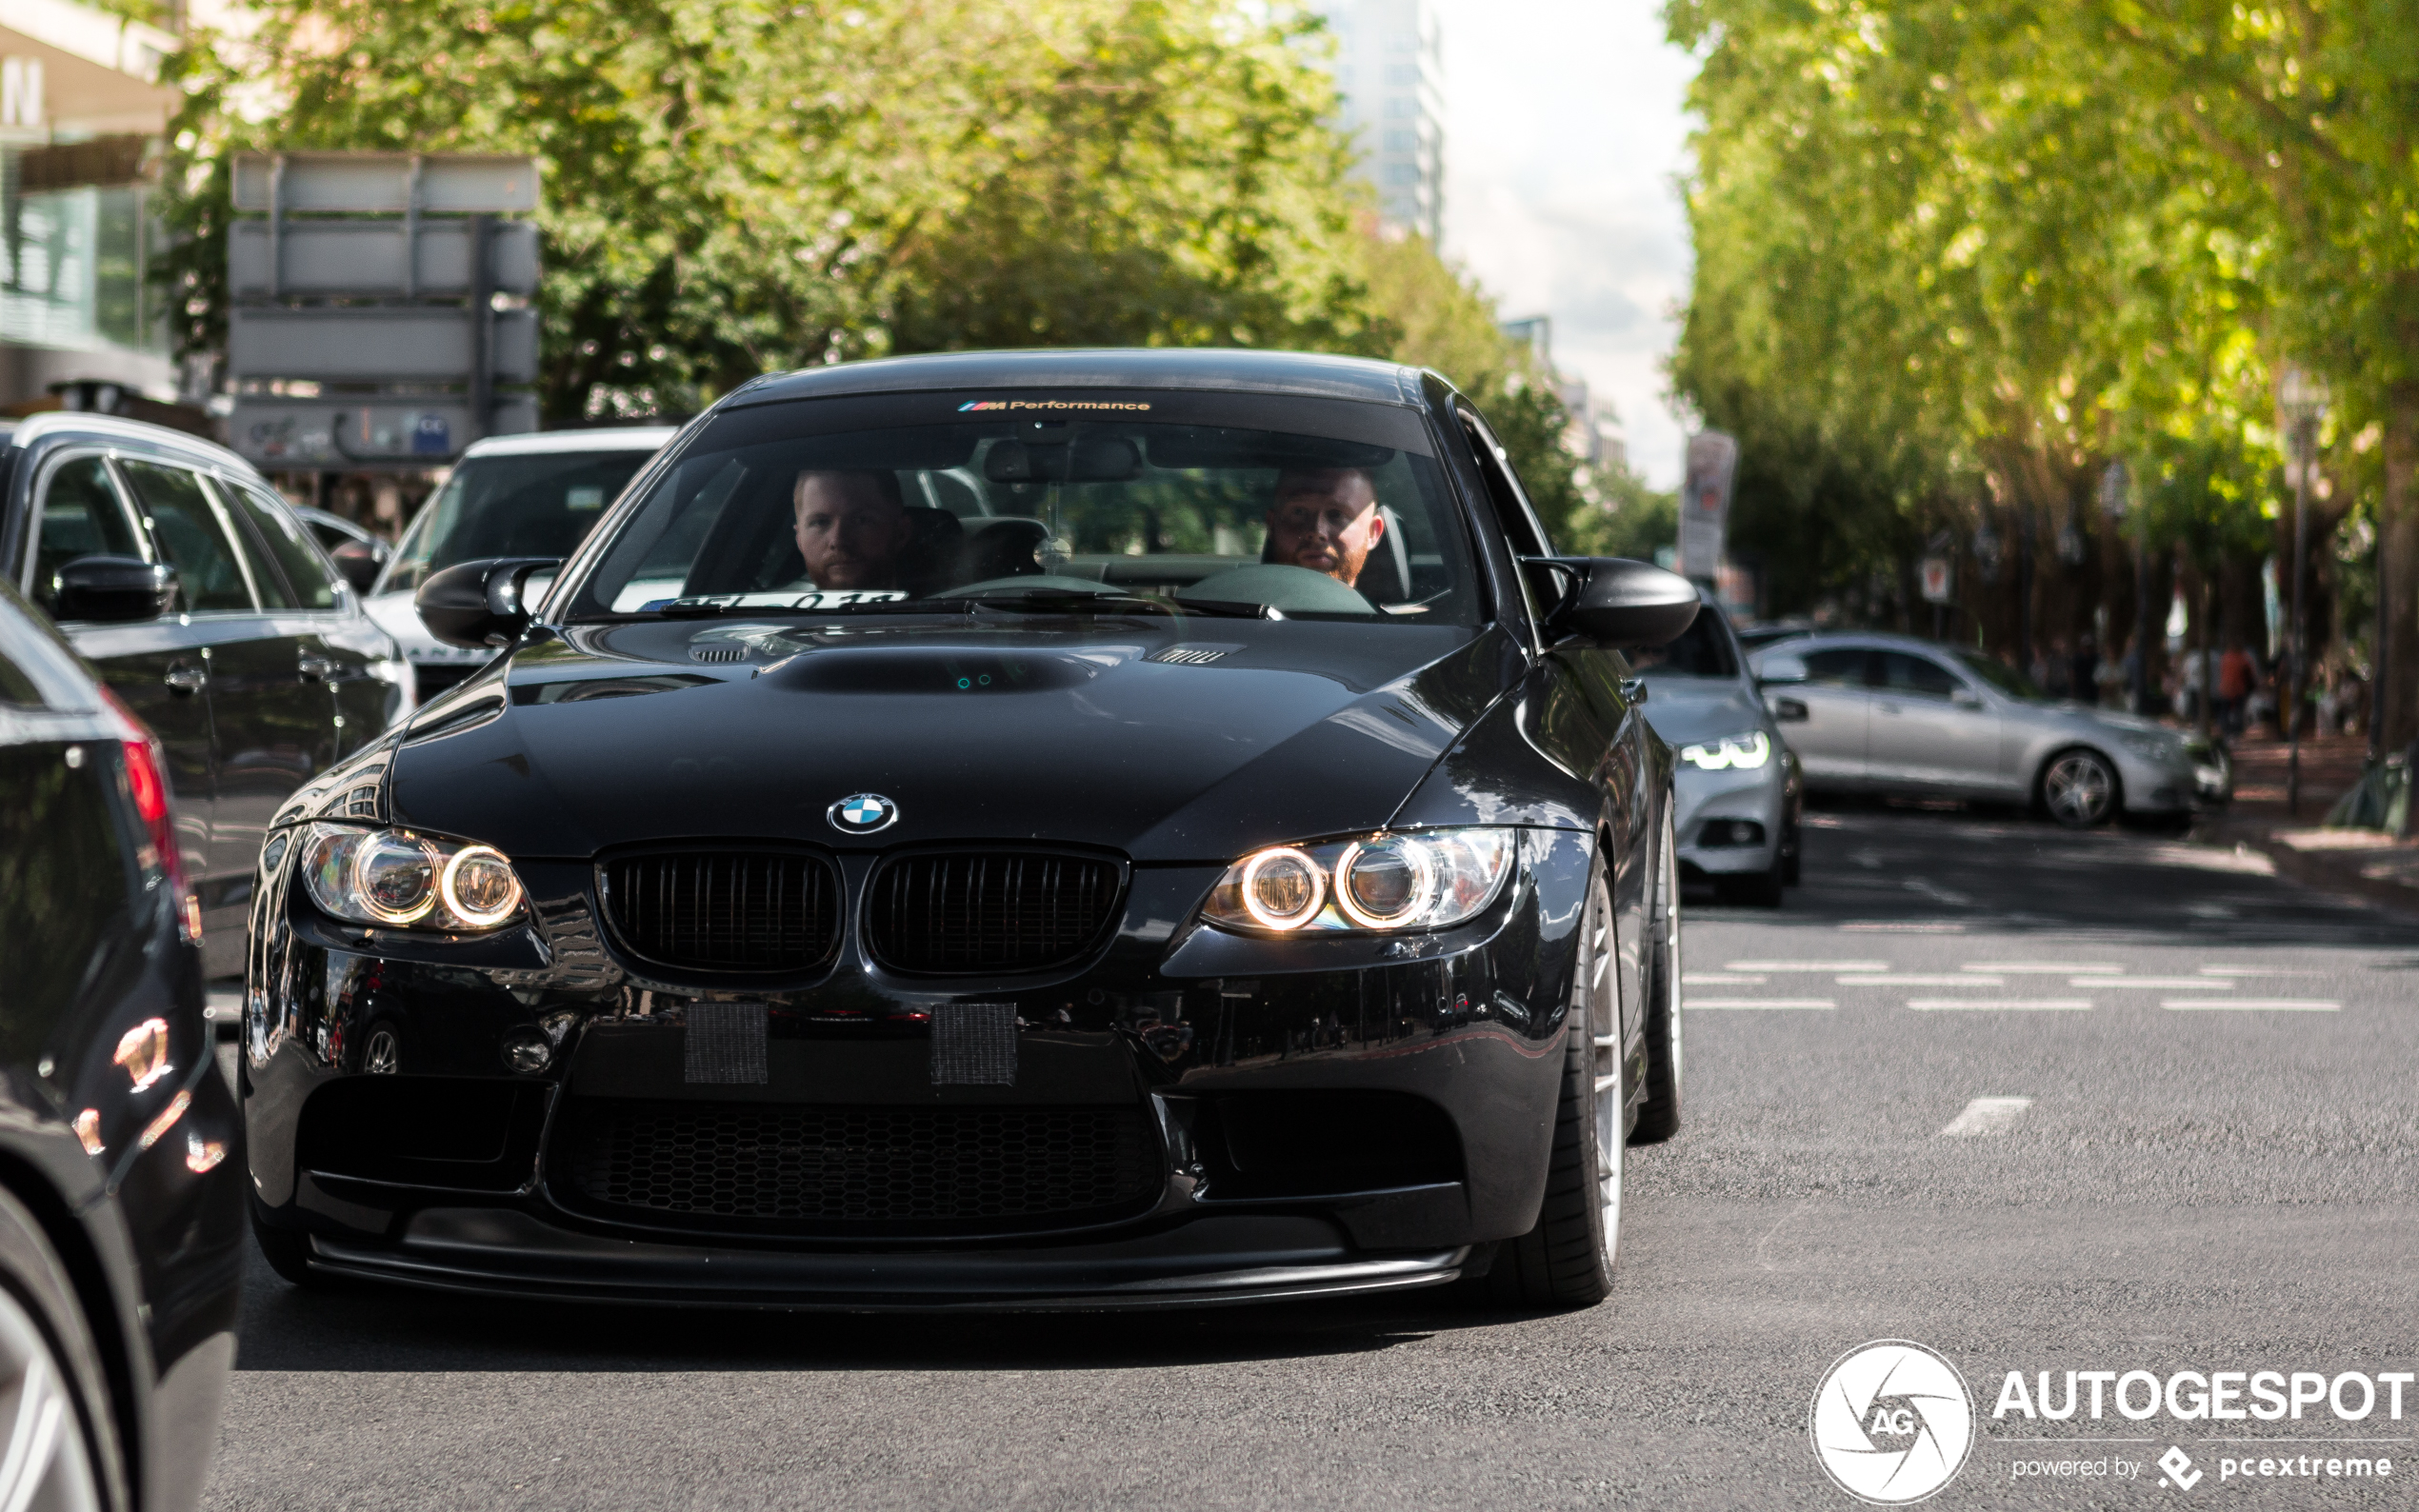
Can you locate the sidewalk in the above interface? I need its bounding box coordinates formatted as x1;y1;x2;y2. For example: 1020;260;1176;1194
2191;729;2419;919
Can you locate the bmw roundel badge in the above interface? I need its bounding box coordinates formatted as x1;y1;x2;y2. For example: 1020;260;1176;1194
828;793;899;834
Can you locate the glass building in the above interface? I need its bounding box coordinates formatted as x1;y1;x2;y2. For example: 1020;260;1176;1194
1313;0;1445;243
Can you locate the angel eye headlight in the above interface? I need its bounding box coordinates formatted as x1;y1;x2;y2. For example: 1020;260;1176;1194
1237;846;1325;930
1204;828;1515;934
298;823;524;932
1679;729;1771;770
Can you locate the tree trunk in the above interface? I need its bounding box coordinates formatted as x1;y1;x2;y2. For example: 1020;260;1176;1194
2382;381;2419;749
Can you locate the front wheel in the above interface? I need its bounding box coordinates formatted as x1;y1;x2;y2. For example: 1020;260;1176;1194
2041;748;2120;827
1469;858;1621;1308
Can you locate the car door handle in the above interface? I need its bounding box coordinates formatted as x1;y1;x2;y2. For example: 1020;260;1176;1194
1619;677;1648;705
164;665;208;695
297;653;338;683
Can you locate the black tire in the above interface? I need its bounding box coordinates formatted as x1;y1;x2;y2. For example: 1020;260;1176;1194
2040;747;2121;827
0;1186;119;1512
250;1208;319;1288
1469;857;1622;1309
1632;806;1685;1144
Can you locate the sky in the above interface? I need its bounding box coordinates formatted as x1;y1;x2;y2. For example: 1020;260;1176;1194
1430;0;1699;489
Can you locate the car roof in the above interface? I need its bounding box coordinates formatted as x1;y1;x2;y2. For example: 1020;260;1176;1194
460;427;680;459
4;410;260;475
728;348;1431;408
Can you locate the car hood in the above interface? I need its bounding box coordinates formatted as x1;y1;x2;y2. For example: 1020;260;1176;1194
386;617;1522;865
1637;678;1769;749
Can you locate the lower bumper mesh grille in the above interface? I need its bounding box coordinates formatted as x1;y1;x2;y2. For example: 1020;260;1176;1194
556;1100;1161;1231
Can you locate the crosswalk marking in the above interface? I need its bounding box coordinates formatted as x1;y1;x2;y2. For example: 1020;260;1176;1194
1726;960;1889;972
1966;962;2120;974
1940;1096;2033;1136
1836;973;2003;986
1908;999;2092;1010
1683;973;1767;985
1687;999;1835;1009
2071;976;2231;989
2163;999;2339;1011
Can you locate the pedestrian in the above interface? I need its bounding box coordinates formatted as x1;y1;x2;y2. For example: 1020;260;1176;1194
2218;639;2254;737
2071;633;2100;705
2042;636;2072;699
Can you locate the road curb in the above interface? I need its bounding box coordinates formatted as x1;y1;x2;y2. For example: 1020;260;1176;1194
2193;812;2419;922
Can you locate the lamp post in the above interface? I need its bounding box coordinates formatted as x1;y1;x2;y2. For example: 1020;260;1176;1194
2278;365;2329;817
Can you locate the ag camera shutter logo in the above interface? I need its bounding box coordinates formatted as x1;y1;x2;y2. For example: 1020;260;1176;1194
1810;1341;1975;1503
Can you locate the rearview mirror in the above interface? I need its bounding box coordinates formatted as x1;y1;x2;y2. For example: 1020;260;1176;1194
1755;652;1809;686
51;556;177;623
416;557;561;648
329;538;384;593
1524;557;1700;648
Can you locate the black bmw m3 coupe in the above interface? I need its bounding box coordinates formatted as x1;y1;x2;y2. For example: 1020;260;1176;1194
243;348;1697;1310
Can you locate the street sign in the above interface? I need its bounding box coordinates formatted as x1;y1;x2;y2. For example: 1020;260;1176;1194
1678;429;1739;581
1920;557;1954;604
228;307;537;384
230;152;541;214
226;396;541;468
229;218;539;299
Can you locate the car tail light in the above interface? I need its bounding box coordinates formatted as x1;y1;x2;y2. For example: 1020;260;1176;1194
98;686;198;943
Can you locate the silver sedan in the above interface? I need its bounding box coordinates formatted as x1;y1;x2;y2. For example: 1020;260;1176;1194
1749;631;2224;826
1635;588;1803;905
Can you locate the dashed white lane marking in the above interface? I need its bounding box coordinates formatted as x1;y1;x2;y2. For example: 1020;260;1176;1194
1940;1097;2033;1136
1727;960;1890;972
1684;973;1767;985
2197;965;2325;977
1843;921;1967;932
1908;999;2092;1011
1687;999;1836;1010
1836;974;2003;986
2163;999;2340;1011
1904;877;1974;905
1967;962;2120;974
2071;976;2232;989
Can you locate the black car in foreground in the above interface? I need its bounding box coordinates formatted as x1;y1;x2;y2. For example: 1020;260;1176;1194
0;580;243;1509
244;348;1696;1310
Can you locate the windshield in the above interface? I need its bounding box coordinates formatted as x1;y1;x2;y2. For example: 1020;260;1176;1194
564;395;1476;626
1956;648;2045;702
378;448;659;596
1629;602;1738;678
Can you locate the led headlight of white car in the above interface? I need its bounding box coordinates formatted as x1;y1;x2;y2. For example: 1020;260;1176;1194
299;823;526;931
1202;828;1516;934
1678;730;1771;770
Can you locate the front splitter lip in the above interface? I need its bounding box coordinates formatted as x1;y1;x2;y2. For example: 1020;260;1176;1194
301;1207;1469;1312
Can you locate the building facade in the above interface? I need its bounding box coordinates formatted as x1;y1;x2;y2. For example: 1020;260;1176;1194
1312;0;1444;244
1;0;182;413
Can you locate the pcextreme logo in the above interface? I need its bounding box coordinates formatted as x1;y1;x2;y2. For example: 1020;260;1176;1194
1810;1341;1976;1504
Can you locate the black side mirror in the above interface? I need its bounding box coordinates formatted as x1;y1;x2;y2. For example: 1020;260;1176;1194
51;556;177;623
416;557;561;648
1524;557;1701;648
329;538;385;593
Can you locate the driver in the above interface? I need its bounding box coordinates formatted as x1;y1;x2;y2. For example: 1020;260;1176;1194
1264;467;1386;588
793;469;912;590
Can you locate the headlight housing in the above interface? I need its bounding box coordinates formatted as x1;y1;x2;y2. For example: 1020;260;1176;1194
300;823;526;931
1202;828;1516;934
2119;732;2181;761
1678;729;1771;770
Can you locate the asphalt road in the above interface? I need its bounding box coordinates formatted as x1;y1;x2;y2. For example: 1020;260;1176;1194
202;803;2419;1510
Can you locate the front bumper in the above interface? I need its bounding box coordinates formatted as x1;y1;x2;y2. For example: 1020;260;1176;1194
242;828;1591;1307
1670;759;1788;877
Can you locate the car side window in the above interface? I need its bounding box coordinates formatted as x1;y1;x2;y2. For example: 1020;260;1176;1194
119;460;257;613
225;480;340;611
28;457;146;617
1802;648;1871;686
1877;651;1965;700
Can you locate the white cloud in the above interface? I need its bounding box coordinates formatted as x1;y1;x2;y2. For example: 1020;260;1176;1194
1431;0;1698;487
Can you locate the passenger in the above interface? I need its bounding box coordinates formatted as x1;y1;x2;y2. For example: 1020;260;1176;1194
1265;467;1386;589
793;469;912;590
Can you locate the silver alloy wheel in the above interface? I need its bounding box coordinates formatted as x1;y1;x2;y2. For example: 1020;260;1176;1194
1584;868;1623;1271
364;1027;400;1075
1660;807;1682;1094
2044;750;2117;826
0;1283;102;1512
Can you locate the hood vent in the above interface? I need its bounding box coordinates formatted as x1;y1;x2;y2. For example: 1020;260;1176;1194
1149;644;1235;666
690;646;748;665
